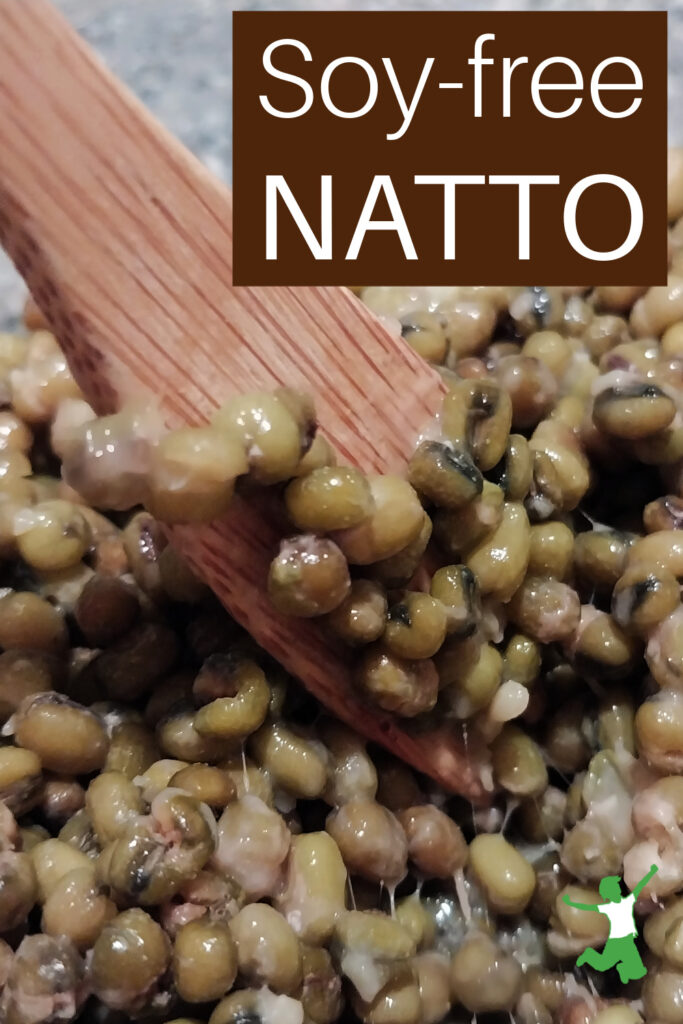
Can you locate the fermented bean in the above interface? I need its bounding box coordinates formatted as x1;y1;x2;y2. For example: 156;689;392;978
250;721;328;799
636;691;683;772
276;831;347;944
469;833;536;914
430;564;480;637
465;502;531;601
574;528;633;590
85;772;144;845
503;633;541;688
212;390;307;484
229;903;302;994
41;866;116;950
13;693;108;774
509;576;581;643
397;804;468;878
320;719;378;806
269;534;351;617
384;593;447;660
355;647;438;717
491;725;548;798
408;440;483;510
442;641;502;717
173;918;237;1003
326;579;387;646
0;592;67;654
416;953;451;1024
370;512;432;589
170;764;236;808
612;566;680;636
333;475;424;564
528;521;574;579
450;932;523;1013
193;656;270;741
351;964;421;1024
90;908;171;1013
432;481;504;557
30;838;92;902
285;466;373;531
0;746;42;815
214;795;291;900
327;799;407;886
492;434;533;501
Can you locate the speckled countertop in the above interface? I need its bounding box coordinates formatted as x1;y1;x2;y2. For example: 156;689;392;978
0;0;680;324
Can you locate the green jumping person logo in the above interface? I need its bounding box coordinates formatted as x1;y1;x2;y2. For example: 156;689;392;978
562;864;658;983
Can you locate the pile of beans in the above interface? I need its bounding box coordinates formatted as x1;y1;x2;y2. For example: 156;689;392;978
1;152;683;1024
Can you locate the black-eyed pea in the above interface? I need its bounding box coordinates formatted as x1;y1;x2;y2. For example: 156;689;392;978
370;512;432;589
555;884;610;943
568;607;641;679
172;918;237;1003
276;831;347;944
528;521;574;579
508;576;581;643
39;776;85;826
449;932;523;1014
85;771;145;845
14;499;90;571
334;909;416;1003
518;786;567;844
229;903;302;995
395;893;436;950
285;466;373;531
628;531;683;578
0;592;67;654
631;277;683;337
0;745;42;815
593;382;676;440
429;565;480;638
351;963;421;1024
469;834;536;914
145;425;247;524
41;865;116;950
170;763;236;809
397;804;467;878
212;390;307;484
355;647;438;717
401;311;448;364
30;838;92;903
214;795;291;900
299;944;344;1024
408;440;482;510
465;501;531;601
250;721;328;800
192;657;270;741
432;481;504;557
375;758;424;813
135;757;190;803
320;719;378;806
529;420;590;511
90;908;170;1013
641;967;683;1024
612;566;680;636
268;534;351;616
644;495;683;532
442;641;502;718
491;725;548;798
327;799;407;886
384;593;447;660
522;330;572;379
636;691;683;772
493;434;534;502
96;621;179;702
503;633;541;688
495;355;558;431
442;377;512;472
573;528;634;593
74;574;140;647
12;692;108;774
218;753;274;805
333;475;424;564
101;719;156;780
326;579;387;646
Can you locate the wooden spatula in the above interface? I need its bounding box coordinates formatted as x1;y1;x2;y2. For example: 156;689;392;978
0;0;489;803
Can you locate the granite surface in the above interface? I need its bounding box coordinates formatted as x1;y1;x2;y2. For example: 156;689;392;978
0;0;680;324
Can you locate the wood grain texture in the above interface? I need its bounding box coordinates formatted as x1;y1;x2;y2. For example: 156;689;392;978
0;0;490;802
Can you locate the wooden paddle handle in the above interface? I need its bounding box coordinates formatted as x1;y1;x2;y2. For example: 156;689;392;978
0;0;489;802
